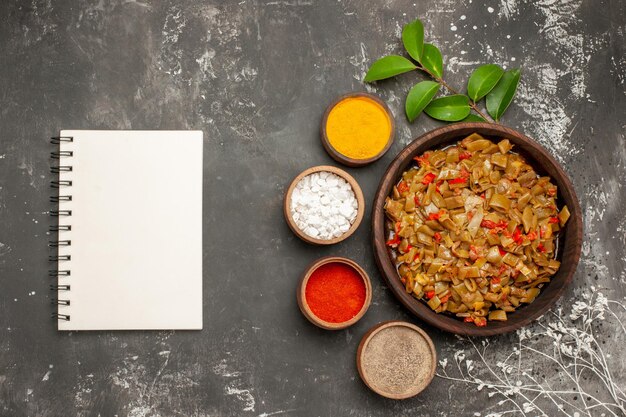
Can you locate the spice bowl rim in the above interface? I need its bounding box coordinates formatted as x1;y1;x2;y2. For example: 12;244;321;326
320;92;395;167
297;256;372;330
284;165;365;245
372;122;583;336
356;320;437;399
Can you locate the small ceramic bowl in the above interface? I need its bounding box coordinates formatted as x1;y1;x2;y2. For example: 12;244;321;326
297;256;372;330
284;165;365;245
357;321;437;399
320;92;395;167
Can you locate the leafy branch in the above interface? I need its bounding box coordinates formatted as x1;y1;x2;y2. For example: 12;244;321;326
364;19;521;124
437;289;626;416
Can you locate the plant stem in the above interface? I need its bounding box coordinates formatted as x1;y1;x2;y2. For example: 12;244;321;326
438;78;495;123
416;65;496;123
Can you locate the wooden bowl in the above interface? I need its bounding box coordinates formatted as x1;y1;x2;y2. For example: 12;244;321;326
284;165;365;245
320;92;395;167
297;256;372;330
372;123;583;336
356;321;436;399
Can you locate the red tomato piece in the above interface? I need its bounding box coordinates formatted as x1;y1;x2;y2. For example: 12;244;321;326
422;173;436;185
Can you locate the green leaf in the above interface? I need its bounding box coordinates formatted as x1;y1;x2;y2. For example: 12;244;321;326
486;68;521;121
467;64;504;102
405;81;440;122
364;55;417;82
420;44;443;78
402;19;424;62
424;95;470;121
462;114;487;122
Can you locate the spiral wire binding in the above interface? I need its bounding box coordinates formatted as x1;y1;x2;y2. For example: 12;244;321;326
50;180;72;188
50;196;72;203
50;210;72;216
50;136;73;321
50;225;71;231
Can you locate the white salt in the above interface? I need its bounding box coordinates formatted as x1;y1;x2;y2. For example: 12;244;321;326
290;172;358;240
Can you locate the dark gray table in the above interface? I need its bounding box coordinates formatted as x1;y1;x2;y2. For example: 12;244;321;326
1;1;624;416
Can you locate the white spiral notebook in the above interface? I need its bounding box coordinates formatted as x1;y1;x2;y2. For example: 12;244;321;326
50;130;203;330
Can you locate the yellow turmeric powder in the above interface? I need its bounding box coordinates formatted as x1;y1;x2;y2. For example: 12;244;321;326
325;96;392;160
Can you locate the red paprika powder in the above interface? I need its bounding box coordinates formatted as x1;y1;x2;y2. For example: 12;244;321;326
305;262;366;323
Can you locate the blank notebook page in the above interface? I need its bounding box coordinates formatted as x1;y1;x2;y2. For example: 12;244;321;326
56;130;203;330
